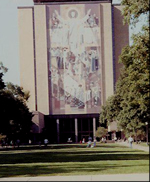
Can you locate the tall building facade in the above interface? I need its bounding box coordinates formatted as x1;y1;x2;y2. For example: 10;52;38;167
18;0;129;143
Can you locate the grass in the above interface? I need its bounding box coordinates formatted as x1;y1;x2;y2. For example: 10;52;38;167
0;143;149;178
135;142;149;147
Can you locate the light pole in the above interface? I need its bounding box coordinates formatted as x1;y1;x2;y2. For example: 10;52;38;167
145;122;148;145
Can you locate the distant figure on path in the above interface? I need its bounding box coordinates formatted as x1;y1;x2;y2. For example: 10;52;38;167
44;138;49;147
29;139;32;145
16;139;20;148
91;138;97;148
102;137;106;143
82;138;85;143
114;136;117;142
39;141;42;148
86;140;91;148
67;137;72;143
128;136;133;148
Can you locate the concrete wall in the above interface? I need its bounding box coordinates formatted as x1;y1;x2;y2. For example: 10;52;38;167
113;5;129;83
18;8;36;111
32;111;45;133
100;3;114;104
34;5;50;115
108;120;117;132
108;6;129;132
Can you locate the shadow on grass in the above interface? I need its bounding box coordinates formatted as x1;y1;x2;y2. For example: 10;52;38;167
0;162;148;178
0;151;149;165
0;150;138;155
0;144;149;178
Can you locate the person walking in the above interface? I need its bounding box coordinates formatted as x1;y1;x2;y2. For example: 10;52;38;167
44;138;49;147
86;140;91;148
16;139;20;148
128;136;133;148
91;138;97;148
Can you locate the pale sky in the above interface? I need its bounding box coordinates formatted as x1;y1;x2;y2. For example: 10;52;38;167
0;0;146;85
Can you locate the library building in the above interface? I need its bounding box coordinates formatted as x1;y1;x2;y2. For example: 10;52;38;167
18;0;129;143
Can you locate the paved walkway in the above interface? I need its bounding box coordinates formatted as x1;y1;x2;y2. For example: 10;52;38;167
116;141;149;152
0;173;149;181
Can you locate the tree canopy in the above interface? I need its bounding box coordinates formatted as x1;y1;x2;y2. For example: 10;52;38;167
0;62;33;142
95;127;108;139
121;0;149;25
0;62;7;90
99;1;150;139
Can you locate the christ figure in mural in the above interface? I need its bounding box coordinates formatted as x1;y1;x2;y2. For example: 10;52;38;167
54;9;91;54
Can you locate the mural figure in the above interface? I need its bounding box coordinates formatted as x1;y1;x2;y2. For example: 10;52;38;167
48;5;101;114
53;9;91;53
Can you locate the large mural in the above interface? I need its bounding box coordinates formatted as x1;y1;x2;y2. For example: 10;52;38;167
47;4;101;114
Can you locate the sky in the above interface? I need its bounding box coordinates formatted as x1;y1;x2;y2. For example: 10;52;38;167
0;0;146;85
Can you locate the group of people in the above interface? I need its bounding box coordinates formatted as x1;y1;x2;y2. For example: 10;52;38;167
0;138;50;148
50;48;99;79
0;139;20;148
79;137;97;148
0;136;135;150
86;138;97;148
86;136;134;148
29;139;49;147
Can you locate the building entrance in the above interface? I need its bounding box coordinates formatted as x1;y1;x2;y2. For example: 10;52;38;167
44;114;99;143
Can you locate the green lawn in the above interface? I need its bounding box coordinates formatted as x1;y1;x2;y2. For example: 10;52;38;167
0;143;149;178
135;142;149;147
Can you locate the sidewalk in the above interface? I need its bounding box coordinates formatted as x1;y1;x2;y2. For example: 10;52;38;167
116;141;149;152
0;173;149;181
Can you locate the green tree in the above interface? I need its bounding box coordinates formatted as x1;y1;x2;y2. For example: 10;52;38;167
100;1;150;140
0;63;33;142
117;26;149;138
95;127;108;139
121;0;149;25
0;62;7;90
100;94;122;126
6;82;30;104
